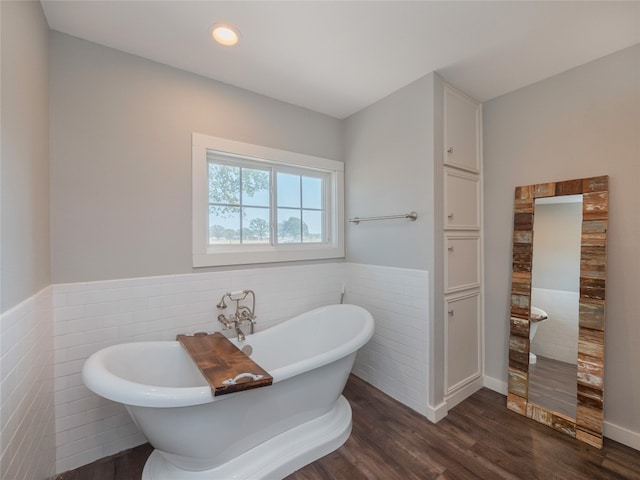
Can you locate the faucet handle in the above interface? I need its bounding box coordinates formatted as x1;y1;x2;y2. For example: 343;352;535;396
217;314;231;329
239;310;256;323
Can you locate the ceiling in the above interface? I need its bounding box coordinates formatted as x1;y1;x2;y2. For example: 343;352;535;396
41;1;640;119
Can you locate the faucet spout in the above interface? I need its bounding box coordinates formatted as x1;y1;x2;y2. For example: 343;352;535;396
235;324;245;342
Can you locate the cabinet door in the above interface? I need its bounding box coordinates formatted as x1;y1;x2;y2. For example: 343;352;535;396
445;292;481;394
445;234;480;293
444;168;480;230
444;87;480;173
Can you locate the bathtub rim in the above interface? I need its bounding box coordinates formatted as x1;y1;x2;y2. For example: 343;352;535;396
82;303;374;408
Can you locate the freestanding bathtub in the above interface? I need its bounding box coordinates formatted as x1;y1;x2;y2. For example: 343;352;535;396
82;304;374;480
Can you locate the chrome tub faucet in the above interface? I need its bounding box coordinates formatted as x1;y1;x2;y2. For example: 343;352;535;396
216;290;256;342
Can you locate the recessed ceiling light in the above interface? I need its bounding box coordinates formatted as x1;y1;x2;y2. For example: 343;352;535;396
211;24;240;46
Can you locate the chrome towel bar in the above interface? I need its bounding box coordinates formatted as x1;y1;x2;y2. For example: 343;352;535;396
349;211;418;225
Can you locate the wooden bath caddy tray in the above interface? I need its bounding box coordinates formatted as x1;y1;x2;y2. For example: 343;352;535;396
177;332;273;396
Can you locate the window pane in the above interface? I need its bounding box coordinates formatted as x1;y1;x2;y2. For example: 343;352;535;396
277;173;301;208
302;176;323;209
241;168;270;207
277;208;301;243
242;207;271;244
302;210;323;243
209;206;240;244
209;163;240;205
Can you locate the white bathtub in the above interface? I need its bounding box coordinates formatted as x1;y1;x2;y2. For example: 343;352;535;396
82;304;374;480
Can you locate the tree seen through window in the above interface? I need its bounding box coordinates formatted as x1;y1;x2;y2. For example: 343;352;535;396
208;161;324;245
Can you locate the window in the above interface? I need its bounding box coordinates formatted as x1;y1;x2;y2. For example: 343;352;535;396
207;158;328;246
192;133;344;267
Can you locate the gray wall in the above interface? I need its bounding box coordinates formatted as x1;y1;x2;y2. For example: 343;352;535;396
1;0;51;312
344;74;435;271
484;45;640;433
344;73;446;409
531;202;582;293
49;32;343;284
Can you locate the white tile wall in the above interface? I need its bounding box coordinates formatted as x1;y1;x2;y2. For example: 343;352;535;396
53;263;346;473
0;286;56;480
346;263;430;415
52;262;431;474
530;287;579;364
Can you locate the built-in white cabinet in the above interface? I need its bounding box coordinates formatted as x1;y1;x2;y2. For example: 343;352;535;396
445;292;481;393
444;88;481;173
444;169;480;230
445;234;480;294
441;84;483;403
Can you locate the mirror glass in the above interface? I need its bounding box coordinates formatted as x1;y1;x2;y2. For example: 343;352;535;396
507;176;608;449
528;195;582;419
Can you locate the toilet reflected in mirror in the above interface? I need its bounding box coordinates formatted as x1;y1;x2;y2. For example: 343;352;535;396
528;306;548;364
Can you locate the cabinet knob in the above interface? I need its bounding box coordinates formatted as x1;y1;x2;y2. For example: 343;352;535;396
448;213;454;220
447;147;454;154
448;309;454;316
448;246;454;252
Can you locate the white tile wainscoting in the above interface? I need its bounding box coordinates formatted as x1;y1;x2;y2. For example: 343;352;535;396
0;262;432;474
51;262;432;473
52;263;346;472
0;286;56;480
347;264;430;414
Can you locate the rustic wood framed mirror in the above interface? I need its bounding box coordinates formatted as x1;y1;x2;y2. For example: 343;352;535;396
507;176;608;448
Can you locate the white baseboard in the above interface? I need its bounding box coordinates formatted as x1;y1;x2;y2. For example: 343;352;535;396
483;375;507;395
425;401;448;423
604;421;640;451
445;376;484;411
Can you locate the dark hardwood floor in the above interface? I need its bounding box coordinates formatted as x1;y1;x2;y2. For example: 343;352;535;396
528;355;578;419
56;375;640;480
55;443;153;480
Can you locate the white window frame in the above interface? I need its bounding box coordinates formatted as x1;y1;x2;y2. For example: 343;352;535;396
192;133;344;267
